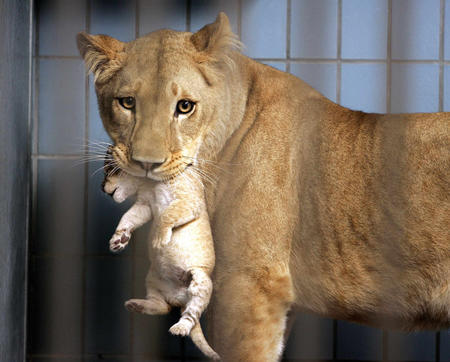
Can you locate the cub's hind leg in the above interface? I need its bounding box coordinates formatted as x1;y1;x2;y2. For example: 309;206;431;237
125;270;170;315
212;270;294;362
169;268;213;336
125;287;171;315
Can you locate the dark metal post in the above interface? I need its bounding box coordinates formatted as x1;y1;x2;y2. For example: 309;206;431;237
0;0;32;360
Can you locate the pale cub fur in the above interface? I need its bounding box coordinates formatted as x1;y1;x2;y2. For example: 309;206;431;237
104;146;219;360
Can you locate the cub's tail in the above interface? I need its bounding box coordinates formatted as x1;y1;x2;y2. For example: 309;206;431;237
190;321;220;361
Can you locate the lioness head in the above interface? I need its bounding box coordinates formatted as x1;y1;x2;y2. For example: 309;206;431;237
77;13;240;181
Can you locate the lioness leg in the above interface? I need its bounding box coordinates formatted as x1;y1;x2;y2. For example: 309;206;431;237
212;272;293;362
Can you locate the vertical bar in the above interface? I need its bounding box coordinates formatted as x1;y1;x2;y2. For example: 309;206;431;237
382;330;389;361
386;0;392;113
333;1;342;355
0;0;31;360
135;0;140;38
436;332;441;362
186;0;191;32
286;0;291;73
182;3;191;359
439;0;445;112
437;3;445;358
29;0;39;356
32;0;40;157
130;2;139;358
31;8;39;253
336;0;342;104
24;0;35;358
332;319;338;360
181;3;191;359
383;3;392;359
81;0;91;356
238;0;242;40
31;0;40;293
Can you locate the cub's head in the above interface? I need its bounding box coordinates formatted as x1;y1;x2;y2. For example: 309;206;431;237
77;13;240;181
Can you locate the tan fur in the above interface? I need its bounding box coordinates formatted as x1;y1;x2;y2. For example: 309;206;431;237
78;13;450;362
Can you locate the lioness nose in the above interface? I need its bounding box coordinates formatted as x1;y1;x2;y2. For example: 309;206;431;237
136;160;165;171
149;161;163;171
131;152;166;171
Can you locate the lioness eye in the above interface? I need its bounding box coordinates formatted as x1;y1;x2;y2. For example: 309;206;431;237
118;97;135;110
176;100;195;114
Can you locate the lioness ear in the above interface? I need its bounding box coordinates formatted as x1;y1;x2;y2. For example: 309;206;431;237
191;12;241;63
76;32;126;84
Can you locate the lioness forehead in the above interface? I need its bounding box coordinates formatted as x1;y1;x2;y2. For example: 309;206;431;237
111;30;208;98
125;30;196;70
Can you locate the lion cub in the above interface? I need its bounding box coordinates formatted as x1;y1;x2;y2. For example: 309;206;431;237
103;149;219;360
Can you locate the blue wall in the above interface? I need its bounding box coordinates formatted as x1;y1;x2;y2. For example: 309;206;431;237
29;0;450;361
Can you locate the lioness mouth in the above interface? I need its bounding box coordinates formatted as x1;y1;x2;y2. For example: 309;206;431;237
151;163;192;182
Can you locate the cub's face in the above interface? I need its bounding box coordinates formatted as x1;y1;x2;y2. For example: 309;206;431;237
77;13;239;181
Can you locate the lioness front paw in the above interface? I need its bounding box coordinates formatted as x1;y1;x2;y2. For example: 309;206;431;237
152;227;172;249
169;319;193;336
110;229;131;252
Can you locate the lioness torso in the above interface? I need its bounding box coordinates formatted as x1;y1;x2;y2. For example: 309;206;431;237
211;57;450;330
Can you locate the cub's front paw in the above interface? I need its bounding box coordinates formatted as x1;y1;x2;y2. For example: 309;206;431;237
103;175;128;203
169;319;193;336
152;227;172;249
109;229;131;252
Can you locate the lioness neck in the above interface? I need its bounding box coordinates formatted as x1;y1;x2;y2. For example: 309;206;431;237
204;53;333;215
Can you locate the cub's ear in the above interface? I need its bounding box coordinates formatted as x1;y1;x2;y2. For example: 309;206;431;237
76;32;126;84
190;12;241;63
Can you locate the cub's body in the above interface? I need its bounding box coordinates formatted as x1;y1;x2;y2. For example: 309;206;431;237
104;147;218;360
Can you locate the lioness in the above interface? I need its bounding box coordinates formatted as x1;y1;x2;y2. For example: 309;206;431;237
77;13;450;362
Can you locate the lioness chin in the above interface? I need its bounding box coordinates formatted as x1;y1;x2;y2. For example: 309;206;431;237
77;12;450;362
